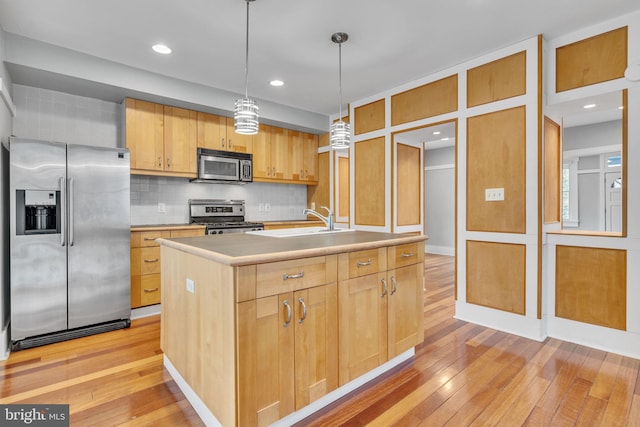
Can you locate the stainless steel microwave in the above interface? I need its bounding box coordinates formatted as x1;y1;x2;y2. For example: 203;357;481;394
192;148;253;184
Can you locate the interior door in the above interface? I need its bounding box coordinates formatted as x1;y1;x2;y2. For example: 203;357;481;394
605;171;622;232
67;145;131;329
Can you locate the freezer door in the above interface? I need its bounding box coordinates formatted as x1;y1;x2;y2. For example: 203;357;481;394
10;139;68;340
67;145;131;329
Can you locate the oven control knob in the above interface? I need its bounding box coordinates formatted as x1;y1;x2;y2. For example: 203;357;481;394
218;230;223;234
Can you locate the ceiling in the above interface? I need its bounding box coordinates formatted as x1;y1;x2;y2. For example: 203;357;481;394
1;0;639;117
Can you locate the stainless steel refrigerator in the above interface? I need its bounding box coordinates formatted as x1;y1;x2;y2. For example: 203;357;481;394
9;137;131;350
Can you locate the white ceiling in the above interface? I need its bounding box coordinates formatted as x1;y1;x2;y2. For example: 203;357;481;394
1;0;639;117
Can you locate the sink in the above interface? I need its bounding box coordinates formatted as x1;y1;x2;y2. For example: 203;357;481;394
246;227;355;238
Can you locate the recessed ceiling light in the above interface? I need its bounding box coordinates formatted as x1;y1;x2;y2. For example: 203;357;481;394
270;80;284;87
619;106;624;110
441;137;449;141
152;44;172;54
583;103;596;109
433;131;441;135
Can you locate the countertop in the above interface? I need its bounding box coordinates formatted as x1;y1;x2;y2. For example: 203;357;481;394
130;224;205;232
157;231;427;266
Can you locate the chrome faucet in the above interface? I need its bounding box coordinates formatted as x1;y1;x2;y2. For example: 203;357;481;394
303;206;334;231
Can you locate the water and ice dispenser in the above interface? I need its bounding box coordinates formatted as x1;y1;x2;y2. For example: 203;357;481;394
15;189;61;235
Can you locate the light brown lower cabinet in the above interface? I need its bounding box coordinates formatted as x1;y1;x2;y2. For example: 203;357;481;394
236;283;338;426
160;239;424;426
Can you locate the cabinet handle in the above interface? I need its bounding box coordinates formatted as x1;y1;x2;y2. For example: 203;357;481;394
143;237;158;241
221;138;225;148
401;252;415;258
144;288;159;293
380;278;388;298
229;139;233;148
158;156;162;168
144;258;159;263
298;298;307;324
390;276;398;296
272;166;276;176
283;300;292;327
357;259;373;267
166;158;171;168
283;271;305;280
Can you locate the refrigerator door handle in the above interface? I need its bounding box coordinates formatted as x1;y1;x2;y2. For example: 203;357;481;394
69;177;75;246
60;176;66;247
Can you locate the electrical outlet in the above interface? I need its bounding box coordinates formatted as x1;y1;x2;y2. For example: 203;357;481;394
186;278;195;293
311;202;316;210
258;203;264;212
157;202;166;213
265;203;271;212
485;188;505;201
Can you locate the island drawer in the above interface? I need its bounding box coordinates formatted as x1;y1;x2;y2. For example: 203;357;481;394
388;242;424;269
341;248;387;279
252;255;338;299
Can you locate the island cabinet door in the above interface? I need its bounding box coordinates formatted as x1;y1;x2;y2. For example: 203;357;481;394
338;273;389;385
236;293;295;427
293;283;339;410
387;264;425;358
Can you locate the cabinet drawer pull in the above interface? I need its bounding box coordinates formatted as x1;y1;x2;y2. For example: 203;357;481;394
167;158;171;168
380;278;388;298
144;258;159;263
221;138;225;148
357;259;373;267
283;300;292;327
283;271;304;280
143;237;158;241
144;288;159;293
401;252;415;258
390;276;398;296
298;298;307;324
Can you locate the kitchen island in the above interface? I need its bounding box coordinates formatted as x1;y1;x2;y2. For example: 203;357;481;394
158;230;426;427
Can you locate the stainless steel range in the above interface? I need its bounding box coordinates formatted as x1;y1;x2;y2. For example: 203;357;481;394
189;199;264;234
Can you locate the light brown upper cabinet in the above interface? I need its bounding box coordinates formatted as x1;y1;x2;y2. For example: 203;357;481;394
391;75;458;126
556;26;628;92
164;106;198;175
125;98;197;178
354;99;385;135
467;51;527;107
547;90;627;235
197;113;253;154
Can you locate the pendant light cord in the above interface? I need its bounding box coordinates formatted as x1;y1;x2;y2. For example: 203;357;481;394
244;0;250;99
338;41;343;120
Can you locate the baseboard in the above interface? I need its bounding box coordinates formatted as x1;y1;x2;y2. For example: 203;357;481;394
164;349;415;426
426;245;455;256
454;301;546;342
131;304;161;320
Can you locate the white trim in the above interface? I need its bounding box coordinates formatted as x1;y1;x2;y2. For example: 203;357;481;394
164;349;415;427
0;325;9;361
563;144;622;159
455;301;547;342
425;164;454;171
425;245;455;256
0;77;16;117
131;304;161;320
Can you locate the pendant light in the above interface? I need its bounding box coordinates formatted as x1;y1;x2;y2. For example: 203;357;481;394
234;0;259;135
330;32;351;150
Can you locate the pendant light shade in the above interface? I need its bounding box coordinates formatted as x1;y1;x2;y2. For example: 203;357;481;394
235;0;259;135
330;32;350;150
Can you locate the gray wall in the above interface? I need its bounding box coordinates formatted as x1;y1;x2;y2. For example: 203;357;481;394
424;146;455;255
0;26;14;358
563;120;622;151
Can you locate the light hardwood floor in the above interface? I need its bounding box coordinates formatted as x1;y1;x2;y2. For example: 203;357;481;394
1;254;639;426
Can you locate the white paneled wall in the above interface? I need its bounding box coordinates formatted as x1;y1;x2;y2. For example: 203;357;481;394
11;84;121;147
12;84;310;225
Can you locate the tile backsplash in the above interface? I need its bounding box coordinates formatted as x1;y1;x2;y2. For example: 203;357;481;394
131;176;308;225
